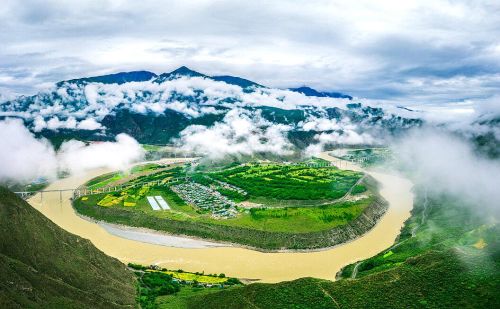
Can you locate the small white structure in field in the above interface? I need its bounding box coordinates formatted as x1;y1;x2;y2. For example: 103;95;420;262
147;196;161;210
155;196;170;210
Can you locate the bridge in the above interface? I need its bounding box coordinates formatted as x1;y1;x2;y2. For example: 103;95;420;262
14;177;188;201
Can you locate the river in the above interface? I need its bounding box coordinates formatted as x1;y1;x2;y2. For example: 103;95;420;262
27;153;413;283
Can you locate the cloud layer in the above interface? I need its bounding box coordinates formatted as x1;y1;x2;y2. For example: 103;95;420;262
0;75;352;132
0;0;499;110
178;109;293;159
0;118;144;183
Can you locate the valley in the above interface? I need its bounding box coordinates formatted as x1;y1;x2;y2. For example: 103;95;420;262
25;152;414;283
1;2;499;307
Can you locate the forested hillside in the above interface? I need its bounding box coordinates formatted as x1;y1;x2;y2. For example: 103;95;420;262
0;187;136;308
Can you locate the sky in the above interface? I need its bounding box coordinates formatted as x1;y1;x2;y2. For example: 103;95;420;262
1;0;500;110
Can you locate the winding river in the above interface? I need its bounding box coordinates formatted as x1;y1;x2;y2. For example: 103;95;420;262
27;153;413;283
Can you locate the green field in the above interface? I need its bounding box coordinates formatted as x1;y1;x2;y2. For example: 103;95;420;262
75;184;377;236
208;162;366;201
84;163;171;190
74;161;383;249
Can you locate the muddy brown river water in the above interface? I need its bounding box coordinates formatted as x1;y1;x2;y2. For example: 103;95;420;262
27;153;413;283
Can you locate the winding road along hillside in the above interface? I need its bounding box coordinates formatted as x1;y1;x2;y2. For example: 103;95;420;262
28;153;413;283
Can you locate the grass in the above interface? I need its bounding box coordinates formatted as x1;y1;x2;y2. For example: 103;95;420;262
130;163;162;174
156;286;228;309
334;148;392;167
213;198;373;233
142;144;165;152
75;184;378;241
84;164;177;190
134;270;180;309
182;188;500;309
339;188;499;279
86;172;124;190
74;188;384;250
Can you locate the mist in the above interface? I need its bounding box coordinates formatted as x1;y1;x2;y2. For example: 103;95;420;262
177;108;293;160
0;118;144;184
393;129;500;214
0;118;58;183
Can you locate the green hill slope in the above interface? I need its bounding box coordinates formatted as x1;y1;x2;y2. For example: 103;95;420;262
0;187;136;308
184;188;500;309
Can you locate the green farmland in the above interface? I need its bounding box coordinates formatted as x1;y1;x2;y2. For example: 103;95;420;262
208;162;366;201
74;161;385;250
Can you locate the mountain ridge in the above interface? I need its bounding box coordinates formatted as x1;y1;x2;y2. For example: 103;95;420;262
0;66;423;149
54;66;349;98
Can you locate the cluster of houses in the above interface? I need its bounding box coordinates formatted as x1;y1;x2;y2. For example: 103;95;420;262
171;182;238;218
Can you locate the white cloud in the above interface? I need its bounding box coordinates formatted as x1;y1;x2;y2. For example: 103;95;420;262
304;130;377;157
57;134;144;174
394;130;500;213
0;118;57;183
177;108;293;159
0;119;144;183
0;75;353;132
77;117;103;130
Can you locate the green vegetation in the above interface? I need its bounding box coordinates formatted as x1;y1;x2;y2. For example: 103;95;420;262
142;144;165;152
75;191;385;249
158;271;228;284
86;171;124;190
339;188;499;279
74;161;383;249
181;188;499;308
209;162;365;201
335;148;392;167
84;163;175;190
225;198;373;233
0;187;136;308
135;270;181;309
156;286;228;309
130;163;163;174
130;264;241;308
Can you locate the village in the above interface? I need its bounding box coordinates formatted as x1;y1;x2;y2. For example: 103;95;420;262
171;182;238;219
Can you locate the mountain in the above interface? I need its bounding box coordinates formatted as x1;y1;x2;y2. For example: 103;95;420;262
211;75;263;89
154;66;207;83
58;70;157;86
0;187;136;308
0;66;422;147
289;86;353;100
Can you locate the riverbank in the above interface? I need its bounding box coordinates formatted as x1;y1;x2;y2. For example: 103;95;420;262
27;154;413;283
74;197;386;253
73;175;386;251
